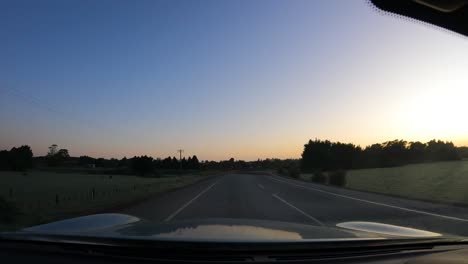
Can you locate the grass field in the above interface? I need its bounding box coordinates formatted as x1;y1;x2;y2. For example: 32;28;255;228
0;170;218;230
300;160;468;205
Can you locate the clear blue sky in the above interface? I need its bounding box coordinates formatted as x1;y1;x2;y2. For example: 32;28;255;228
1;0;467;160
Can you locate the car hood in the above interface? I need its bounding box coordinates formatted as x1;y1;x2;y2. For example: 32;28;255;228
20;214;441;242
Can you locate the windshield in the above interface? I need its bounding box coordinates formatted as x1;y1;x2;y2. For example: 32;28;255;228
1;0;468;242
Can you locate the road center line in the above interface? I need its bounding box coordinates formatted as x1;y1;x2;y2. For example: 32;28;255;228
273;194;323;226
164;180;219;221
257;184;265;190
268;176;468;222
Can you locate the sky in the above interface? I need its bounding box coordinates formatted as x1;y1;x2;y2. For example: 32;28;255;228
1;0;467;161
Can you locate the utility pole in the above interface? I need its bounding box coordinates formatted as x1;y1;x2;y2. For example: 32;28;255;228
177;149;184;170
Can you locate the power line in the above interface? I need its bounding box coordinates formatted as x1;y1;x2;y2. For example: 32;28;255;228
177;149;184;170
0;86;98;130
1;86;59;114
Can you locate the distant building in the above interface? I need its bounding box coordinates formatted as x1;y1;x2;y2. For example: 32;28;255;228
84;163;96;169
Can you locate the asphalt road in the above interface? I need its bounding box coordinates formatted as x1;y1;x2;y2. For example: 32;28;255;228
119;174;468;237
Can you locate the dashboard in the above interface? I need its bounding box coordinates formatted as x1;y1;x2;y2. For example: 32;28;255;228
2;239;468;264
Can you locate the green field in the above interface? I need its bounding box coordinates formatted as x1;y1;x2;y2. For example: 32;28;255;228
0;170;217;230
300;160;468;205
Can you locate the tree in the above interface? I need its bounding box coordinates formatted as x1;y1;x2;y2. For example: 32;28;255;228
0;145;33;171
48;144;58;156
118;157;128;167
171;156;179;170
408;141;426;163
0;150;9;170
301;139;333;171
162;156;172;169
79;156;95;166
131;156;154;176
191;155;200;169
9;146;33;170
56;149;70;159
153;158;162;169
301;138;461;172
46;145;69;166
426;140;459;161
361;143;384;168
381;140;408;167
458;147;468;159
329;142;360;170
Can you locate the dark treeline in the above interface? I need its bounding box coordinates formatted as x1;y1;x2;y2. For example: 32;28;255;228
0;145;33;171
76;155;300;177
45;144;70;167
200;158;297;171
79;155;200;169
301;139;461;172
0;144;297;178
129;156;298;175
458;147;468;159
78;155;296;172
1;140;466;175
90;155;201;176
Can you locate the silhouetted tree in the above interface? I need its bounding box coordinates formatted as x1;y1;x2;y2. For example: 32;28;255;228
329;142;360;170
79;155;96;166
6;145;33;171
381;140;408;167
301;140;358;171
118;157;128;167
191;155;200;169
48;144;58;156
0;146;33;171
152;158;162;169
361;143;384;168
301;139;333;171
408;141;426;163
301;138;460;172
131;155;154;176
46;145;68;166
458;147;468;159
426;140;459;161
171;156;179;170
0;150;9;170
56;149;70;159
94;157;119;168
162;156;172;169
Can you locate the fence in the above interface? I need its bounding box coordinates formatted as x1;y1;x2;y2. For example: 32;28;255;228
2;181;175;214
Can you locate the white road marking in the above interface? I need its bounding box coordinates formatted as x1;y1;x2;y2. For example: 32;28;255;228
268;176;468;222
164;180;219;221
272;194;324;226
257;184;265;190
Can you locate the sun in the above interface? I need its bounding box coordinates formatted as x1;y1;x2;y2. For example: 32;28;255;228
400;85;468;143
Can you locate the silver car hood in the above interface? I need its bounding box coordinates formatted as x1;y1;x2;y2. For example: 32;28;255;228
20;213;441;242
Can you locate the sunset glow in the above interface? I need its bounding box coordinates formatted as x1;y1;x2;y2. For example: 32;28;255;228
1;0;467;160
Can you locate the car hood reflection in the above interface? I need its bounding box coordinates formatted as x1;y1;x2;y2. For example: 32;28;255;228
153;224;303;240
21;214;442;242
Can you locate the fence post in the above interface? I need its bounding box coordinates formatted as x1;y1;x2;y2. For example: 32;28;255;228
55;194;59;205
92;188;95;200
9;188;12;198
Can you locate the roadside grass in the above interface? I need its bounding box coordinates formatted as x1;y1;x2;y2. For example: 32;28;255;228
345;160;468;204
299;160;468;205
0;170;218;231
